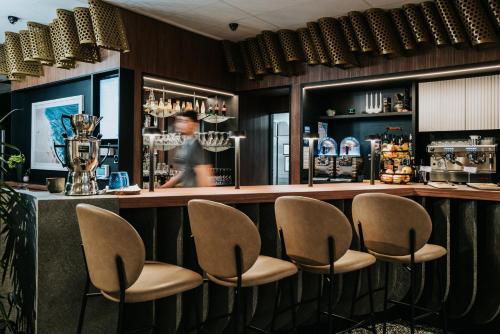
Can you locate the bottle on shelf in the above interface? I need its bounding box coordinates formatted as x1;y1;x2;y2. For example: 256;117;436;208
166;99;173;113
175;100;181;112
181;101;186;111
214;103;220;115
221;101;227;116
208;104;214;115
200;101;206;114
195;100;200;113
185;102;193;111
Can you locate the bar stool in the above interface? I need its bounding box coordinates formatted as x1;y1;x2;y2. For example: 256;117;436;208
274;196;377;334
187;199;298;334
75;203;203;334
352;193;448;334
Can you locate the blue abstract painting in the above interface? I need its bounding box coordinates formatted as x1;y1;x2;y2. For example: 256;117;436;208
45;104;79;163
31;96;83;171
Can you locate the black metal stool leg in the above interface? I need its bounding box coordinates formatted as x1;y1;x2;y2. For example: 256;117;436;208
382;262;389;334
288;278;297;333
327;273;334;334
116;256;126;334
366;266;377;334
270;281;281;332
409;230;416;334
347;271;360;334
77;279;90;334
327;237;335;334
316;274;322;329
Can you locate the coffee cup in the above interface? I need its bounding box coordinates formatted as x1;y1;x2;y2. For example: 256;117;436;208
46;177;65;193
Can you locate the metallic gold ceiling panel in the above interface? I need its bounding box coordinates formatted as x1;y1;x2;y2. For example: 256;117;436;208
0;44;8;75
221;40;243;73
246;37;267;75
74;7;96;44
57;9;100;63
4;32;41;76
297;28;319;65
28;22;54;64
402;4;432;45
238;41;256;80
365;8;401;56
262;30;287;74
306;22;330;65
455;0;498;47
339;16;360;52
434;0;468;47
49;21;76;69
256;34;272;69
88;0;130;53
486;0;500;29
318;17;357;68
420;1;450;46
57;9;83;59
19;30;38;62
348;11;377;53
277;29;304;62
389;8;417;51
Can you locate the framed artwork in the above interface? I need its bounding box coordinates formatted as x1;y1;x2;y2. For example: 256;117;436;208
30;96;84;171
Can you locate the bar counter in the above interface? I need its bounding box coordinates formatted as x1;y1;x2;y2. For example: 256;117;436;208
17;183;500;333
118;183;500;207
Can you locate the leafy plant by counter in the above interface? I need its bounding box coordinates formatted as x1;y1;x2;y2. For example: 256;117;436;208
6;154;25;170
1;113;35;333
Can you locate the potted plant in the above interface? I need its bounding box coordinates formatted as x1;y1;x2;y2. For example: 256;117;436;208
6;154;25;183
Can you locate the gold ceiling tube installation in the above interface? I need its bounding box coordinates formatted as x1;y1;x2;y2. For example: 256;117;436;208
0;0;129;82
222;0;500;80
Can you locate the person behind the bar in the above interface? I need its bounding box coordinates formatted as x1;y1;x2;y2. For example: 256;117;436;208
160;110;213;188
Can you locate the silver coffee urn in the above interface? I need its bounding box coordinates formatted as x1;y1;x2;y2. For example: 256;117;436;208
55;114;105;195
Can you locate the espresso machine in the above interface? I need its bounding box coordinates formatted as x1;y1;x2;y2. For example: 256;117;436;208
426;136;497;183
55;114;106;195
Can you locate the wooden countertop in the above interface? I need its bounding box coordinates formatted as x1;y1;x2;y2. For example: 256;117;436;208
118;182;500;208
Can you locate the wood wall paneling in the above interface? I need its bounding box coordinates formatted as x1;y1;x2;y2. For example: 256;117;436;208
10;49;120;91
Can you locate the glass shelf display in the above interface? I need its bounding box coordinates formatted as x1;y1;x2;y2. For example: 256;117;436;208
200;114;235;124
198;132;233;152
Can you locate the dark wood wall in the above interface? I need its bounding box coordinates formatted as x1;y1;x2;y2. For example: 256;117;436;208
239;91;290;185
118;9;237;183
10;49;120;91
235;46;500;184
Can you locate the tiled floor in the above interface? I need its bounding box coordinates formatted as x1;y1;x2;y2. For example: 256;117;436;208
351;322;443;333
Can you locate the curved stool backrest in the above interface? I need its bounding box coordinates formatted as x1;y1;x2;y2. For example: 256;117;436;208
275;196;352;266
76;203;145;292
187;199;261;278
352;193;432;256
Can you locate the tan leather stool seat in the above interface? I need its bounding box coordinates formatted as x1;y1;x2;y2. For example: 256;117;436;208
102;261;203;303
368;243;447;264
206;255;298;288
295;250;376;275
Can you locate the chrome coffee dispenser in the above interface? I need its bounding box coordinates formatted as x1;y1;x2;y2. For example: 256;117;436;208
55;114;105;195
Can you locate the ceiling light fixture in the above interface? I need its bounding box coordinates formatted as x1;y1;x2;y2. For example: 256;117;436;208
303;63;500;91
143;76;235;97
143;86;209;99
